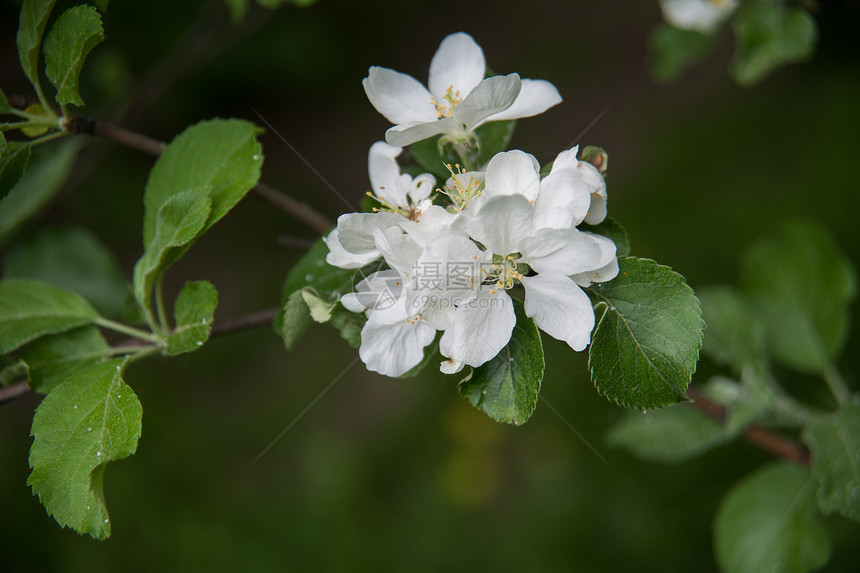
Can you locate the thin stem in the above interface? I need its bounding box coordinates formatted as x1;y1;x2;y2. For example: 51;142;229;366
823;364;851;406
1;120;56;132
28;129;70;147
31;80;58;122
155;276;170;333
95;318;160;344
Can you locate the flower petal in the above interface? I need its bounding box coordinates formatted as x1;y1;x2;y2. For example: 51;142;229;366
385;118;459;147
570;232;618;286
532;156;595;230
440;290;515;367
484;150;541;202
659;0;739;34
363;66;436;124
520;272;595;351
453;74;521;130
522;228;604;275
477;78;562;125
463;194;534;255
440;357;464;374
408;173;436;205
368;141;410;207
373;226;422;275
336;212;404;254
428;32;486;101
360;317;436;377
324;228;380;269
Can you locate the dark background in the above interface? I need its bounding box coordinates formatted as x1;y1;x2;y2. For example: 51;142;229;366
1;0;859;570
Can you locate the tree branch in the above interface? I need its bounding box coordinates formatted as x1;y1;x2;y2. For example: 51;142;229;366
686;387;811;467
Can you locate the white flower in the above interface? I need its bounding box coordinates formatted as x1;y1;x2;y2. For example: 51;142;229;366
658;0;739;34
363;32;562;147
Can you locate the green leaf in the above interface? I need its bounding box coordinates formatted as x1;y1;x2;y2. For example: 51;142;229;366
409;135;460;180
474;120;516;168
607;404;726;463
458;299;544;425
43;5;105;107
0;139;80;246
0;279;100;354
165;281;217;356
0;132;6;156
731;3;817;87
28;358;142;539
699;286;765;369
302;289;334;323
16;0;58;90
281;290;312;351
18;326;109;393
582;216;630;257
649;23;716;83
803;398;860;523
587;256;703;410
4;227;130;319
714;462;830;573
702;374;772;436
132;190;212;312
741;221;856;373
0;142;32;200
0;87;10;113
143;119;263;246
224;0;250;22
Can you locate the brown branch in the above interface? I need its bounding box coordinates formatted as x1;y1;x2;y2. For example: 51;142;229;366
0;307;281;407
686;387;811;467
64;115;333;233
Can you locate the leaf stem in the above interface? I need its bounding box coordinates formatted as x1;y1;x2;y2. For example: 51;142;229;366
95;318;159;344
1;120;55;132
28;129;70;147
155;276;170;333
823;364;850;405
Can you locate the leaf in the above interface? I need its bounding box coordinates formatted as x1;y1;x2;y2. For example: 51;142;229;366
143;119;263;247
0;86;10;113
0;279;100;354
587;256;703;410
741;221;856;373
281;290;312;351
165;281;217;356
458;299;544;425
4;227;130;319
714;462;830;573
803;398;860;523
731;3;817;87
649;23;716;83
699;286;765;369
702;374;772;436
28;358;142;539
582;216;630;257
224;0;250;22
329;303;364;348
16;0;58;90
0;142;32;200
0;139;80;246
132;190;211;312
474;120;516;168
18;326;109;393
607;404;726;463
409;135;461;180
43;5;105;106
302;289;333;323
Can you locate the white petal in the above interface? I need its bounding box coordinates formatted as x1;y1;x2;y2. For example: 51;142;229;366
363;66;436;125
360;318;436;377
385;118;460;147
336;212;404;254
453;74;521;130
477;78;562;125
520;273;595;351
373;226;422;275
522;227;605;275
324;228;379;269
578;161;608;225
399;205;458;247
440;357;464;374
484;150;541;202
408;173;436;205
340;292;366;313
440;290;515;367
572;258;619;288
659;0;739;34
532;163;594;230
368;141;410;207
428;32;486;101
463;194;534;255
350;269;408;317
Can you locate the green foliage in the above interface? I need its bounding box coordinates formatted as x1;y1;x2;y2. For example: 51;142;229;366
44;5;105;106
0;139;80;246
649;23;716;83
4;227;130;320
704;374;772;437
0;279;100;354
607;405;726;463
142;119;263;247
458;300;544;425
740;221;856;373
410;135;460;180
803;398;860;523
133;190;211;316
16;0;58;91
474;120;516;168
714;462;830;573
699;286;764;370
582;216;630;257
281;289;313;350
166;281;217;356
731;2;817;87
0;142;32;199
28;358;142;539
0;132;6;156
587;256;703;410
0;87;10;113
18;326;109;393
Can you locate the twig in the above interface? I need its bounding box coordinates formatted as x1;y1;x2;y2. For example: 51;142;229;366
0;382;30;406
686;387;811;467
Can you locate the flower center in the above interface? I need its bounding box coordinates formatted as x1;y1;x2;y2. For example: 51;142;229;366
439;165;483;212
365;190;421;220
431;85;462;119
482;253;527;294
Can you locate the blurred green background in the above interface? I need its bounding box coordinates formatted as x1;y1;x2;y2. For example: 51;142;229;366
1;0;859;570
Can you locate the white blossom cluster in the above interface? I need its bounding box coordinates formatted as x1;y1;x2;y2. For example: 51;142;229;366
658;0;739;34
325;32;618;377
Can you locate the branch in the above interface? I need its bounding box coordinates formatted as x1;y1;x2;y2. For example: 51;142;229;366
686;387;811;467
0;307;280;407
65;116;333;233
